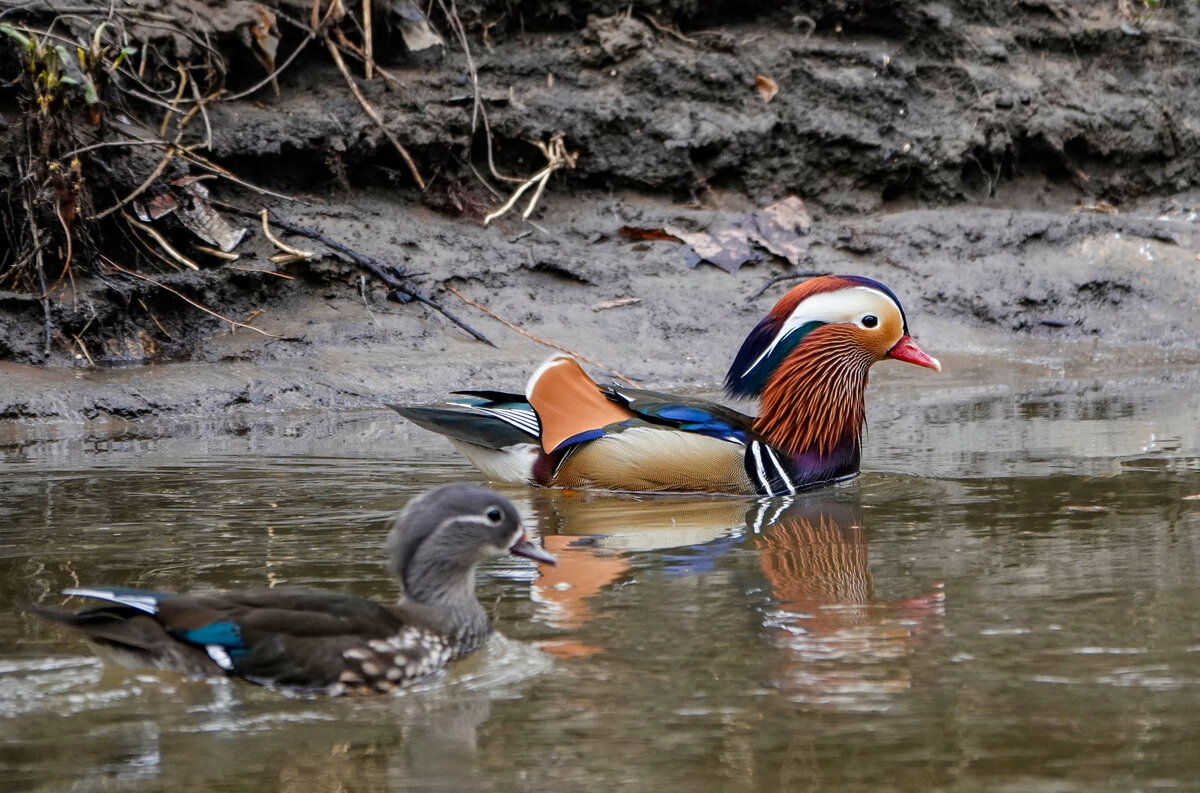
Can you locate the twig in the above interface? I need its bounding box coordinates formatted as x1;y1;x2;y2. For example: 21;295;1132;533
362;0;373;79
260;209;314;262
192;244;241;261
482;134;577;225
212;202;495;346
178;149;300;203
333;34;407;92
138;297;174;338
446;285;635;385
325;31;425;189
19;161;52;354
41;197;74;297
90;146;175;220
72;334;94;365
359;274;378;324
746;270;825;302
158;66;188;138
222;30;315;101
436;0;521;185
122;211;200;270
60;137;171;160
102;256;281;337
227;265;294;280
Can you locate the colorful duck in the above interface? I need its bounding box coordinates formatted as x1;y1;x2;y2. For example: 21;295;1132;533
26;485;556;695
392;275;940;496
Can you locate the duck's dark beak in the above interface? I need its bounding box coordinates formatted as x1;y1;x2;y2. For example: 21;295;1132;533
886;335;942;372
510;533;557;565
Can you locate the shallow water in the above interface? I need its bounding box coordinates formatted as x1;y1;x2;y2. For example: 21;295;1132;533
2;376;1199;793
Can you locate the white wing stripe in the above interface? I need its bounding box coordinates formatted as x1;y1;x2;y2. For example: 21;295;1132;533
63;588;160;614
469;406;541;437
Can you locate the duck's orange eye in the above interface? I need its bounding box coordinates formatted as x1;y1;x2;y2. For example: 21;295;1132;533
862;315;879;329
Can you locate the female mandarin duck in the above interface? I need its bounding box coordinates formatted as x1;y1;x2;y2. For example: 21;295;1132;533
26;485;556;695
392;275;940;496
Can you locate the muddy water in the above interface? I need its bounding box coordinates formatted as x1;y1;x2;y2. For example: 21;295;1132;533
2;375;1199;793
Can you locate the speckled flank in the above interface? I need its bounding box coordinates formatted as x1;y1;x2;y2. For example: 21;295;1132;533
330;628;456;695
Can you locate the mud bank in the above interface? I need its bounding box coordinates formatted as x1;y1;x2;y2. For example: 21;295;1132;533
1;1;1199;420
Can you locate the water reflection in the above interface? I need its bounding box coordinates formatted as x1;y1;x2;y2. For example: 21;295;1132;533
752;496;944;705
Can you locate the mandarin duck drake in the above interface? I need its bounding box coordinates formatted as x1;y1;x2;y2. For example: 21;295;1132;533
391;275;940;496
26;484;556;695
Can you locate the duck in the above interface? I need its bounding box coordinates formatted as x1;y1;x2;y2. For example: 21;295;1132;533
25;484;556;695
391;275;941;496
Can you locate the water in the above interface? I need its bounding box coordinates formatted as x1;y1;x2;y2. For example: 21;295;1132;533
2;376;1199;792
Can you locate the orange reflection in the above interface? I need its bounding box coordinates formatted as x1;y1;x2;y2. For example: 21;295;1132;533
753;499;944;699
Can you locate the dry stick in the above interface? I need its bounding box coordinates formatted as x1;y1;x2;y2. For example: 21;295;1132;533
102;256;281;337
260;209;313;259
212;202;495;346
43;198;74;295
436;0;522;185
20;167;52;354
746;270;825;303
324;33;425;190
334;34;407;92
122;211;200;270
179;149;299;203
91;145;175;220
361;0;373;79
138;297;174;338
446;285;636;386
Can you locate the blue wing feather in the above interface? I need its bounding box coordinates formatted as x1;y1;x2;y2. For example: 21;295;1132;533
599;387;755;444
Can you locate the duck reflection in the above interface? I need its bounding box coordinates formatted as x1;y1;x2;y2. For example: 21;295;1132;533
753;496;944;700
526;491;750;644
526;488;943;699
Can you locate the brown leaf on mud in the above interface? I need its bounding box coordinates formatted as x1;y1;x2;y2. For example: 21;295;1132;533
755;74;779;103
619;226;683;242
666;225;755;274
618;196;810;273
745;196;812;265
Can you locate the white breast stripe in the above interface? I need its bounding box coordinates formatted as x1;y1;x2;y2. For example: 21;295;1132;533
749;442;771;494
763;446;797;494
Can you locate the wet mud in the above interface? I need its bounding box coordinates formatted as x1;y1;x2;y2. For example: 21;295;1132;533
1;0;1198;419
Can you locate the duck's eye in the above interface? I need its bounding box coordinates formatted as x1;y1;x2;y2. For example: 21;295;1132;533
861;314;879;329
485;507;504;524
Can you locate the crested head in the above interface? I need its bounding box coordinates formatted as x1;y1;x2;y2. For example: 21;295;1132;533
386;484;552;604
724;275;939;458
726;275;925;398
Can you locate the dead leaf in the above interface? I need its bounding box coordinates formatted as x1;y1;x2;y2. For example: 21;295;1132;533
755;74;779;103
619;226;683;242
168;178;248;252
745;196;811;265
1183;494;1200;501
592;297;642;312
666;225;755;273
392;0;445;51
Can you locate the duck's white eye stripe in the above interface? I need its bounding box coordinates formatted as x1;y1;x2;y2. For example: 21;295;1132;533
744;287;895;376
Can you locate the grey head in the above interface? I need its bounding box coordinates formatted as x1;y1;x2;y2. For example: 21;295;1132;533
386;484;555;607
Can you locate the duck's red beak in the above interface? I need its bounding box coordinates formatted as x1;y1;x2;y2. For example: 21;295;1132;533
510;533;557;565
886;335;942;372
